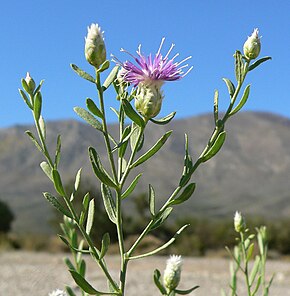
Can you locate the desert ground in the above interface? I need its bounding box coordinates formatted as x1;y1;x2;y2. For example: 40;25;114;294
0;251;289;295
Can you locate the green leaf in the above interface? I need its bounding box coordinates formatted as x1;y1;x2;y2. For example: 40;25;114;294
33;91;42;121
249;256;261;286
202;131;226;162
70;64;96;83
234;50;244;83
79;259;86;277
66;286;77;296
153;269;167;295
88;147;117;188
150;111;176;125
101;183;117;224
103;65;119;90
149;184;156;217
179;134;193;187
223;78;236;97
214;90;219;124
252;275;262;296
121;173;142;199
86;199;95;235
169;183;196;206
74;107;103;132
122;99;145;128
129;123;143;152
229;84;250;116
43;192;72;218
248;56;271;71
69;270;102;295
100;233;110;259
39;115;46;140
175;286;199;295
64;257;76;271
40;161;53;181
112;125;132;157
19;89;33;109
21;78;30;94
150;207;173;230
74;168;82;192
34;80;44;95
131;131;172;168
86;98;103;119
54;134;61;168
52;169;66;196
98;60;110;73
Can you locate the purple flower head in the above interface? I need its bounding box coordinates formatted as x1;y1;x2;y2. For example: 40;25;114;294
113;38;192;87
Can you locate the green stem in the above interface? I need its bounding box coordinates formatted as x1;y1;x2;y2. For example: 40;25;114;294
241;232;252;296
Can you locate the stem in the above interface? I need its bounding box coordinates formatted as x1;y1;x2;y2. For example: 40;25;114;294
241;232;252;296
96;71;118;184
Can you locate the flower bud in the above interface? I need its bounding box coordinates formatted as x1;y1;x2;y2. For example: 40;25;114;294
135;82;164;119
25;72;36;94
85;23;106;68
234;211;246;233
163;255;182;292
243;28;261;60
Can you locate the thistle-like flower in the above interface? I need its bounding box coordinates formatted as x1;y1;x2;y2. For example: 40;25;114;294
85;23;106;68
234;211;246;233
243;28;261;60
113;39;192;118
163;255;182;292
48;289;67;296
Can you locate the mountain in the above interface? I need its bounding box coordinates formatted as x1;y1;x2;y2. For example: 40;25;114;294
1;112;290;234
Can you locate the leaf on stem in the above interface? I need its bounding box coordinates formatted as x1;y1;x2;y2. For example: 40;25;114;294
153;269;167;295
121;173;143;199
86;98;103;119
52;169;66;196
234;50;244;83
43;192;72;219
88;147;117;188
248;56;272;71
130;130;172;168
100;233;110;259
175;286;200;295
130;123;144;152
150;111;176;125
66;286;77;296
74;168;82;192
149;184;156;217
229;84;251;116
19;89;33;109
103;65;119;91
122;99;145;128
202;131;226;162
33;91;42;121
98;60;110;73
54;134;61;169
74;107;103;132
214;90;219;124
70;64;96;83
169;183;196;206
101;183;117;224
150;207;173;230
179;134;193;187
223;78;236;98
39;115;46;140
40;161;53;181
249;256;261;286
86;199;95;235
25;130;43;153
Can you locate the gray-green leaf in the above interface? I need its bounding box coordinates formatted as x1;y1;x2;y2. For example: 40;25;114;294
103;65;119;90
202;131;226;162
150;111;176;125
43;192;72;218
74;107;103;132
70;64;96;83
101;183;117;224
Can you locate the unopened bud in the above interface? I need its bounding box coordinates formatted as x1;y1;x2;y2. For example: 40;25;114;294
135;82;163;119
85;23;106;68
234;211;246;233
243;28;261;60
163;255;182;292
25;72;36;94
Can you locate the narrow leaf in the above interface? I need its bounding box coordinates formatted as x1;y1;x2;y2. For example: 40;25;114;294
229;84;250;116
33;91;42;121
179;134;193;187
88;147;117;188
153;269;167;295
222;78;236;97
246;242;255;261
149;184;155;217
86;98;103;119
70;64;95;83
150;111;176;125
79;259;86;277
121;173;143;199
74;107;103;132
66;286;77;296
169;183;196;206
103;65;119;90
54;134;61;168
43;192;72;218
175;286;199;295
122;99;145;128
249;256;261;286
86;199;95;235
34;80;44;95
131;131;172;168
64;258;76;271
101;183;117;223
52;169;66;196
214;90;219;124
19;89;33;109
25;130;43;152
40;161;53;181
248;56;271;71
39;115;46;140
202;131;226;162
98;60;110;73
150;207;173;230
21;78;30;94
74;168;82;192
69;270;101;295
234;50;244;83
100;233;110;259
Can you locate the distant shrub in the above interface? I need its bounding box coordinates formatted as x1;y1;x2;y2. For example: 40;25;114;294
0;199;14;233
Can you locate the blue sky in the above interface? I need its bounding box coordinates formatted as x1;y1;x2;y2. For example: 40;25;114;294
1;0;289;127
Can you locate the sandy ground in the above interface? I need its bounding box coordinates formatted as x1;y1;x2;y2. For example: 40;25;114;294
0;251;289;295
